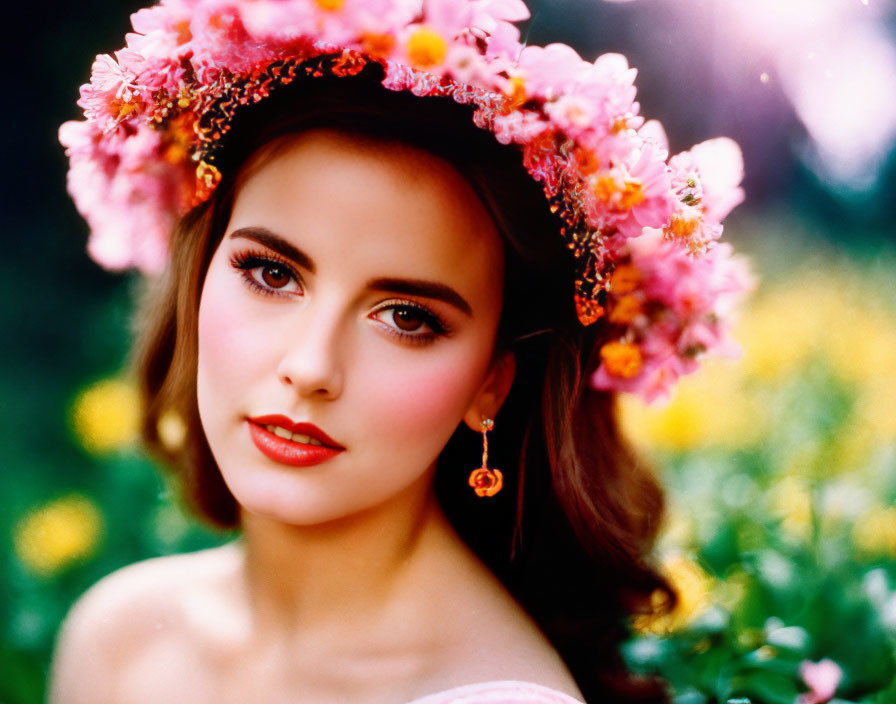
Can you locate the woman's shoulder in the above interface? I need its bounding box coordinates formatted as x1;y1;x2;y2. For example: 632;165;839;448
407;680;585;704
416;540;583;703
48;543;241;703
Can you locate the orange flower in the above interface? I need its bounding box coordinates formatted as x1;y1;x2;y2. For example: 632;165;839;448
610;264;642;295
315;0;345;10
162;113;195;165
575;148;600;176
593;175;646;210
504;76;527;111
406;27;447;68
600;341;643;378
609;294;644;325
667;214;698;239
109;98;140;120
611;116;631;134
361;32;395;57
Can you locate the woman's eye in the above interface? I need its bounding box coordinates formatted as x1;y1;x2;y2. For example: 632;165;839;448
231;252;303;296
372;303;447;340
392;307;427;332
253;263;297;291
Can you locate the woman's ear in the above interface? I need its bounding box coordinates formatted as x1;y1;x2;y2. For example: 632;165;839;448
463;351;516;431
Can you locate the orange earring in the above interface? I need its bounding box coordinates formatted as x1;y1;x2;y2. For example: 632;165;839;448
468;418;503;498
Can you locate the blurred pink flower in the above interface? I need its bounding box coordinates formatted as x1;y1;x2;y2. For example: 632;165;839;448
469;0;528;59
60;119;184;273
577;53;640;134
798;659;842;704
590;140;673;239
424;0;474;36
515;43;587;99
492;110;549;145
591;230;753;403
128;0;196;60
545;94;597;134
670;138;745;223
689;137;745;222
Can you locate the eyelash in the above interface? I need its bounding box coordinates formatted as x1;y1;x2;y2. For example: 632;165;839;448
229;249;451;345
230;250;302;297
370;299;450;345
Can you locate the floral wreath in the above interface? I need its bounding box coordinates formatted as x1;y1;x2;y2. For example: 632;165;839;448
59;0;754;403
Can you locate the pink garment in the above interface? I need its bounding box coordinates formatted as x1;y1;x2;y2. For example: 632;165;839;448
406;680;585;703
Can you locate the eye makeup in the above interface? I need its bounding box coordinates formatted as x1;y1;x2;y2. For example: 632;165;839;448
230;249;304;297
228;249;452;344
369;299;452;345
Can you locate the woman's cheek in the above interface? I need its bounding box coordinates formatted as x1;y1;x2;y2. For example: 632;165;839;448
358;346;488;440
197;268;264;405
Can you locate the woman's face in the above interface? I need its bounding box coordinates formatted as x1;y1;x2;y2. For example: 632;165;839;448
197;129;511;526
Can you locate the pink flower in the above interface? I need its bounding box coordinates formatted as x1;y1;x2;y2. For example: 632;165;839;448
60;118;185;273
690;137;745;222
544;94;597;135
424;0;474;37
474;0;529;23
127;0;195;59
638;119;669;153
670;138;745;224
577;53;640;130
189;0;268;71
77;54;141;132
492;110;549;145
237;0;317;42
445;44;492;83
589;229;753;402
798;659;843;704
515;43;587;99
469;0;527;59
589;139;673;238
591;334;690;404
666;140;743;253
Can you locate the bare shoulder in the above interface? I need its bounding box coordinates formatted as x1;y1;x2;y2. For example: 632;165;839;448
48;542;242;704
423;546;583;701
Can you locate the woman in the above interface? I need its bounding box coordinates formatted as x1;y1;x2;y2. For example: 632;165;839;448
52;2;751;702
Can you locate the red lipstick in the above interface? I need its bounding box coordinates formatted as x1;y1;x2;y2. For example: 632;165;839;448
247;415;344;467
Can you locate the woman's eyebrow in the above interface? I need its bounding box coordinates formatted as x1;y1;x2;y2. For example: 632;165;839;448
367;277;473;317
228;227;316;273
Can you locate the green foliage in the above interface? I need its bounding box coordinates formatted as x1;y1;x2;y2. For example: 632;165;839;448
620;247;896;703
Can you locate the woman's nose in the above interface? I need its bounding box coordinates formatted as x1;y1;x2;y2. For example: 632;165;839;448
275;304;345;400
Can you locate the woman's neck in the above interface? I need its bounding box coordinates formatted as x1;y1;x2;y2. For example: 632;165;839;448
234;478;458;645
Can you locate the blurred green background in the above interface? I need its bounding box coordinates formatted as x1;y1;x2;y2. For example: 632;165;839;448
4;1;895;703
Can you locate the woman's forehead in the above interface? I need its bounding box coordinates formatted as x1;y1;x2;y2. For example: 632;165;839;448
226;129;504;286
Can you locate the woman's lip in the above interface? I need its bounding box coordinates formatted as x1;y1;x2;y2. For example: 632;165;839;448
247;421;345;467
247;414;344;449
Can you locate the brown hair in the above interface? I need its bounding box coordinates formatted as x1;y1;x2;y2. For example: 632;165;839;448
135;57;673;703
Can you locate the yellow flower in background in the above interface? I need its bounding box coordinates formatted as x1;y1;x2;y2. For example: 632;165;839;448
770;475;813;540
14;495;103;576
632;553;714;634
619;359;763;452
618;258;896;455
825;310;896;385
855;375;896;442
71;378;140;454
852;506;896;557
657;505;696;551
736;274;833;381
737;263;896;386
